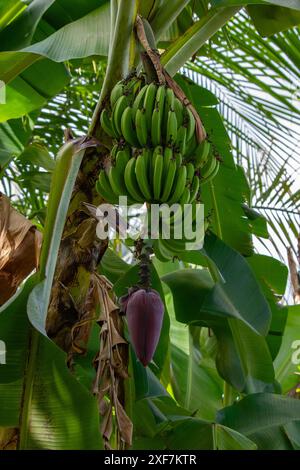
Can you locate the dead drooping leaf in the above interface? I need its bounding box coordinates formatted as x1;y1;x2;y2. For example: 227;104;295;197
91;273;132;449
0;427;18;450
0;193;42;305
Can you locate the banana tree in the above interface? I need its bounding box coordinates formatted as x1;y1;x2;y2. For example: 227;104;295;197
0;0;300;450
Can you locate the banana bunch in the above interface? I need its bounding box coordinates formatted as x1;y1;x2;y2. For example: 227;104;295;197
100;81;198;150
153;203;209;262
96;144;203;206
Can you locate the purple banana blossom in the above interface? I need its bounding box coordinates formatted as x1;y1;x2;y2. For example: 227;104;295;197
120;288;164;366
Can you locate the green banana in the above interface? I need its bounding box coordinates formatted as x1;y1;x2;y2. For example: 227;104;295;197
97;170;118;204
132;85;147;118
176;126;187;155
185;133;197;158
135;108;148;146
112;95;129;136
115;147;131;171
202;160;220;183
186;162;195;183
194;140;211;169
174;97;184;127
151;107;161;146
161;159;177;203
152;148;164;201
189;175;200;203
110;81;124;109
179;186;191;205
124;157;145;203
167;165;187;204
108;165;128;199
166;110;178;145
174;152;182;167
100;108;117;138
200;152;217;179
163;146;173;180
121;107;139;147
185;107;196;142
135;153;152;201
143;83;157;132
165;87;175;111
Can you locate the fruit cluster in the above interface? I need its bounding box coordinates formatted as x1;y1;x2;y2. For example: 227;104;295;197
97;77;220;206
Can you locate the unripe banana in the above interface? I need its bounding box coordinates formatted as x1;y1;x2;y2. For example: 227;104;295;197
174;152;182;167
152;148;164;201
112;95;129;136
202;160;220;183
174;97;184;127
185;107;196;142
166;110;178;145
200;152;217;179
194;140;211;169
165;87;175;111
163;146;173;180
108;165;128;199
100;108;117;138
185;133;197;158
135;108;148;146
143;83;157;132
135;153;152;201
97;170;118;204
161;159;177;202
189;175;200;203
110;81;124;109
151;107;161;146
167;165;187;204
121;107;139;147
115;147;131;171
186;162;195;183
124;157;145;203
154;239;173;262
176;126;187;156
132;85;147;118
179;186;191;205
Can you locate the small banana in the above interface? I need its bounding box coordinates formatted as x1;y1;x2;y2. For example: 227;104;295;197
166;110;178;145
151;107;161;146
124;157;145;203
202;160;220;183
108;165;128;199
143;83;157;132
167;165;187;204
153;239;173;262
189;175;200;202
186;162;195;183
121;107;139;147
115;147;131;171
112;95;129;136
175;126;187;156
184;133;197;158
161;159;177;202
97;170;118;204
163;146;173;180
200;152;217;179
132;85;147;118
100;108;117;138
179;186;191;205
110;81;124;109
135;153;152;201
185;107;196;142
194;140;211;169
174;152;182;167
152;147;164;200
135;108;148;147
174;97;184;127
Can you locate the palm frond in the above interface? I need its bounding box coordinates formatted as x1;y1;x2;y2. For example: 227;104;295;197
187;9;300;260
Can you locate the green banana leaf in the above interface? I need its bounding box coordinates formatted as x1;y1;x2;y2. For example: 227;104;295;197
0;277;102;449
163;234;276;392
217;392;300;450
